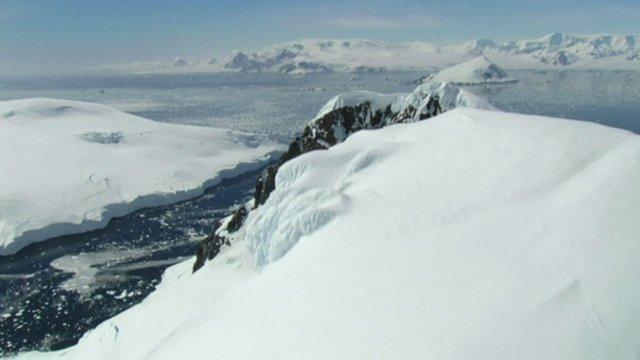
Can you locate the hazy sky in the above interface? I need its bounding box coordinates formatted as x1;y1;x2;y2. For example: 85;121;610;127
1;0;639;74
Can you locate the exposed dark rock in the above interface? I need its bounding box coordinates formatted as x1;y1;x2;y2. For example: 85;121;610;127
224;52;263;72
537;50;572;66
350;65;387;74
192;224;230;272
278;61;332;75
253;165;277;208
226;207;247;233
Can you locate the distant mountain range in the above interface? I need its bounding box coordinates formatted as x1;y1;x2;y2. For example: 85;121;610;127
105;33;640;74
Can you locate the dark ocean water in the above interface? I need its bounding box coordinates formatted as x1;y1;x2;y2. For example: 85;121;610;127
0;167;264;354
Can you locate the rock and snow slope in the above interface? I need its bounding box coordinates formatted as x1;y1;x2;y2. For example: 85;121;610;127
22;106;640;359
192;82;494;271
0;98;281;255
424;56;517;85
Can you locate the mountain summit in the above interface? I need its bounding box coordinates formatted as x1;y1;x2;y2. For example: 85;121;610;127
425;56;517;85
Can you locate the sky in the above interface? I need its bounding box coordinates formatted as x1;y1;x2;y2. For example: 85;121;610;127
1;0;639;75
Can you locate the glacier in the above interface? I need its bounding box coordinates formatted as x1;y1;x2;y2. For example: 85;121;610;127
0;98;282;255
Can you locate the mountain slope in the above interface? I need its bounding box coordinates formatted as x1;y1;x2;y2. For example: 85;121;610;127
21;105;640;360
192;82;495;271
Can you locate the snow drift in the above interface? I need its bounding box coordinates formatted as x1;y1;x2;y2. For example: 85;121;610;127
21;105;640;359
0;98;282;255
425;56;517;85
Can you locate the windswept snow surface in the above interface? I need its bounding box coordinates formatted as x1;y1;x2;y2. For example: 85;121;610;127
426;56;517;85
0;98;281;255
21;107;640;359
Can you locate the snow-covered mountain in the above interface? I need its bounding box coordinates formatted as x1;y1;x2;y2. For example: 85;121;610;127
101;33;640;75
451;38;499;56
222;39;464;74
193;82;495;270
172;57;190;67
0;99;281;255
497;33;638;58
424;56;517;85
489;33;640;69
21;88;640;359
219;34;640;73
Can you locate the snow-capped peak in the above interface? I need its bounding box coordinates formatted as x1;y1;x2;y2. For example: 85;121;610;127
424;56;516;85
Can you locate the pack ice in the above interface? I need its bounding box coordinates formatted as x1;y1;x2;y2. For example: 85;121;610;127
0;98;281;255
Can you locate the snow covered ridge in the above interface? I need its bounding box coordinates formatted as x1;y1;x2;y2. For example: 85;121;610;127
0;98;282;255
192;82;494;271
424;56;518;85
21;108;640;359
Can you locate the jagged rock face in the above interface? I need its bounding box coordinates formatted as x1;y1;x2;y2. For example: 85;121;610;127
192;229;229;272
226;207;247;232
193;83;493;272
253;166;277;208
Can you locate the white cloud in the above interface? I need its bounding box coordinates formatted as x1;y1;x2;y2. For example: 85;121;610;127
324;14;441;30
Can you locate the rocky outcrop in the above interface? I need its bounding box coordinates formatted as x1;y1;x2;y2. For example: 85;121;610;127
192;230;229;272
535;50;572;66
224;52;263;72
173;57;190;67
192;82;495;272
278;61;332;75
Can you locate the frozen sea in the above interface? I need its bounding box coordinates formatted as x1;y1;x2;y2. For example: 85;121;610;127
0;70;638;355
